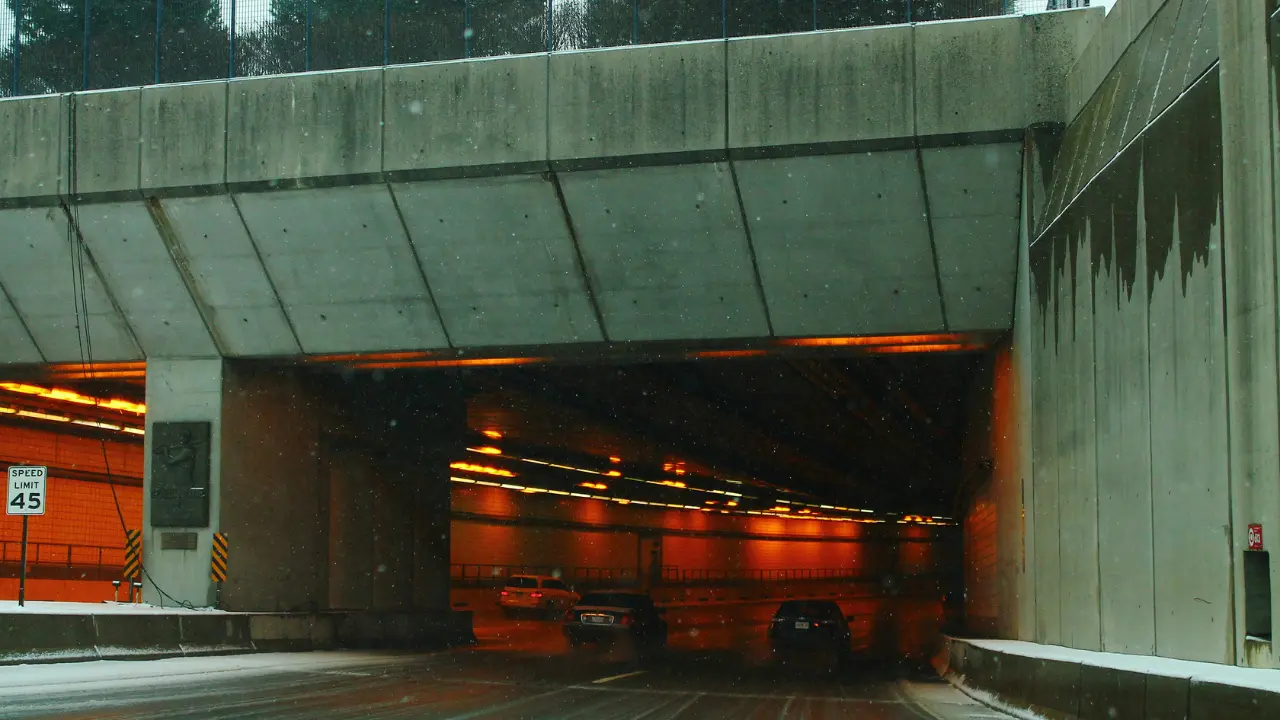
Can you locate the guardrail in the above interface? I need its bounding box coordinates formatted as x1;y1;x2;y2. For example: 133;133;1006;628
0;540;125;580
451;563;950;590
0;0;1065;98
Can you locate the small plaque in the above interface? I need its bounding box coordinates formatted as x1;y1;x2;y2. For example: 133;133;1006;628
150;421;211;528
160;532;198;550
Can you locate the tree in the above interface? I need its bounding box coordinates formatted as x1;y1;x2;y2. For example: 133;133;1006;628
238;0;548;76
1;0;227;95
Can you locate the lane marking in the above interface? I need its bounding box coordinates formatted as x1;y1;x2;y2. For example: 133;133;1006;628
591;670;647;684
444;688;570;720
779;695;795;719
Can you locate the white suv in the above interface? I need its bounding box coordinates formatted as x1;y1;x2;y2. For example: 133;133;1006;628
499;575;579;618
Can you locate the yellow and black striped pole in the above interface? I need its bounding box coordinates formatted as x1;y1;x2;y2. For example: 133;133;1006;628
122;530;141;579
211;532;228;583
122;530;142;603
211;532;228;609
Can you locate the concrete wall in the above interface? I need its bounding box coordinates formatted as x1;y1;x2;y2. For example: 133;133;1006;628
1007;0;1264;666
1008;0;1280;670
1220;0;1280;668
1030;67;1231;664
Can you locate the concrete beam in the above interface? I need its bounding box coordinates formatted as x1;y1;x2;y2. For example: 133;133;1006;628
141;82;228;194
549;41;726;164
75;202;219;357
0;207;141;362
727;25;914;151
73;89;141;200
0;94;65;206
561;163;769;341
392;175;603;347
735;150;942;336
385;55;548;176
157;195;302;357
227;69;383;189
234;185;449;353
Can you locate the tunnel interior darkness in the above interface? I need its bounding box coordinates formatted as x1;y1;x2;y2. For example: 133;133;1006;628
337;352;989;520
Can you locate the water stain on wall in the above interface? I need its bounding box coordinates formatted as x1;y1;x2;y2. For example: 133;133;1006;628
1031;69;1222;339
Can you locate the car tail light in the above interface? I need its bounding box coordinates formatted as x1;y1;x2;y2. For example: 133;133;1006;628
564;609;575;621
619;614;633;626
531;592;543;599
500;591;509;596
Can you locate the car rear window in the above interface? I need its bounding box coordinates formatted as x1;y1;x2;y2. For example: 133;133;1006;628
578;593;648;608
775;601;839;618
505;577;539;589
542;579;566;590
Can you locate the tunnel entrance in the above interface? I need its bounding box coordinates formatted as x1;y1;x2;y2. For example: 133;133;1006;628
0;341;1000;679
312;343;994;672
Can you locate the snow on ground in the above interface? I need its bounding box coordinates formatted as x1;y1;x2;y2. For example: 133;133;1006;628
0;652;408;697
0;600;224;615
965;639;1280;694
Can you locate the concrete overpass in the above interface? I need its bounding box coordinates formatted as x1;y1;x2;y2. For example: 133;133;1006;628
10;0;1280;695
0;12;1096;364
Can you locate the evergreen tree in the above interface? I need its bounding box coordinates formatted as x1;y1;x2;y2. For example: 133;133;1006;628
1;0;227;94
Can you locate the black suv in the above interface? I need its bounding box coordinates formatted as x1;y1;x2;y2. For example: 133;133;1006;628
768;599;853;665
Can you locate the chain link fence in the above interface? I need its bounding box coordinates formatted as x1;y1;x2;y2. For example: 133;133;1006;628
0;0;1089;97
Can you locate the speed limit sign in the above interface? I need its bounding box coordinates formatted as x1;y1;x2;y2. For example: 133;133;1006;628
7;466;47;516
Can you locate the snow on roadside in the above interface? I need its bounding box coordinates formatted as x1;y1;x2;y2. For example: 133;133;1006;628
946;678;1048;720
0;600;224;615
964;638;1280;695
0;652;410;697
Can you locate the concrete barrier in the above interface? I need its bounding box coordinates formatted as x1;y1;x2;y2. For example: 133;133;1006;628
93;614;184;661
335;610;476;650
0;606;473;665
1188;678;1280;719
946;638;1280;720
179;615;254;656
248;613;318;653
0;614;98;664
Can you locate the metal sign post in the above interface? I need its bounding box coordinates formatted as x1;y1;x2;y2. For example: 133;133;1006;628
7;466;48;608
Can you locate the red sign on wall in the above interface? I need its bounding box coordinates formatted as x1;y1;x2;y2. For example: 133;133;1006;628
1248;523;1264;551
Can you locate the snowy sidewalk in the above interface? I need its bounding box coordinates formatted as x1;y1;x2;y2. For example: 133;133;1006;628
943;637;1280;719
0;600;224;615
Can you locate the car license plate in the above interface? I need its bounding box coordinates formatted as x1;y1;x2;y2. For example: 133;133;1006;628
583;614;614;625
794;621;810;630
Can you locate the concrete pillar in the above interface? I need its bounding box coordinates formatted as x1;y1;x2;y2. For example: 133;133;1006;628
1220;0;1280;667
145;360;333;611
327;445;376;610
330;372;464;614
142;359;225;608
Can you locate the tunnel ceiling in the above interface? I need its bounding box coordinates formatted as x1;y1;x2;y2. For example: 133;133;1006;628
458;354;985;516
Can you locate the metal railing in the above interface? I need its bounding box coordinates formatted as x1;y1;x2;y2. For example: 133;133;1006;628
0;540;126;574
0;0;1077;98
450;562;940;588
452;562;665;588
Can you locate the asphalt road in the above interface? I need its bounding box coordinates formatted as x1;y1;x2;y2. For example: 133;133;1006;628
0;606;1008;720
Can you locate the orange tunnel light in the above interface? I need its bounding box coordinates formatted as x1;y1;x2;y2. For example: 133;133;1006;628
578;482;608;491
778;333;969;348
0;382;146;414
469;446;503;456
449;462;516;478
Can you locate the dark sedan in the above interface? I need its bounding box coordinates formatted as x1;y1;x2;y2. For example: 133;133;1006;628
563;590;668;652
768;600;853;668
